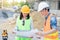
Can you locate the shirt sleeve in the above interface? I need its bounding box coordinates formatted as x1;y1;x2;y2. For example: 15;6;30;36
50;16;57;29
30;18;34;29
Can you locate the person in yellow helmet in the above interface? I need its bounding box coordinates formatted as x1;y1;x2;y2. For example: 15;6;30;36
13;5;34;40
2;30;8;40
36;1;59;40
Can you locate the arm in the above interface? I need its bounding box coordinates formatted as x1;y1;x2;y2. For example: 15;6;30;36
12;17;20;33
44;29;57;35
36;16;57;36
43;16;57;35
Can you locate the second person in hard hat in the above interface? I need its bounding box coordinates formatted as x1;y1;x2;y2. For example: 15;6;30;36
36;1;59;40
2;30;8;40
13;5;34;40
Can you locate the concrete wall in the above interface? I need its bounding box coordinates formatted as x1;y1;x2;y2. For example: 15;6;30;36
50;10;60;16
47;0;58;10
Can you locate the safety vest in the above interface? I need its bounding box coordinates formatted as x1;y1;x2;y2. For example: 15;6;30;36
16;16;31;31
15;16;32;40
44;14;58;40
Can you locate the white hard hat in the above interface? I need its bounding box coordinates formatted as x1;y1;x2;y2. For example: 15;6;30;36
38;1;49;12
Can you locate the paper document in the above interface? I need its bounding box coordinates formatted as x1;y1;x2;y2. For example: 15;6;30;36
15;29;39;37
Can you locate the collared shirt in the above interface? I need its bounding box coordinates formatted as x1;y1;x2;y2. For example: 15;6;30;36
50;16;57;29
45;13;57;29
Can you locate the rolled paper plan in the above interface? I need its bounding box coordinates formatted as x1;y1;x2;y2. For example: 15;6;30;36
15;29;39;37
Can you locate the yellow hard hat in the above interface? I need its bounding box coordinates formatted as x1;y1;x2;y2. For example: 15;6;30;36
21;5;30;14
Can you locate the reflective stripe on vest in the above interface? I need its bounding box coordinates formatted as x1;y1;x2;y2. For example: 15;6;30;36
16;16;31;31
44;14;58;39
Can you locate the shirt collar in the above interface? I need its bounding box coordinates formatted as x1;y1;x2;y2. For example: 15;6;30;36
45;13;50;20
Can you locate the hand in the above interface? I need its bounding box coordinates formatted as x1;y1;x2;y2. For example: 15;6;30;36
28;36;33;38
36;31;44;37
36;36;41;39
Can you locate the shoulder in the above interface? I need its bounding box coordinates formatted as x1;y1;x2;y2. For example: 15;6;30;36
50;13;56;19
50;13;57;21
50;14;57;23
50;13;56;18
29;17;33;21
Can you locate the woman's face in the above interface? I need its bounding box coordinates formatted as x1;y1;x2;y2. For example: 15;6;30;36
22;13;28;17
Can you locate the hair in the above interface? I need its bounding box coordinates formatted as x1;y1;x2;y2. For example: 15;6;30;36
47;8;49;12
20;12;30;20
3;30;7;32
45;7;50;12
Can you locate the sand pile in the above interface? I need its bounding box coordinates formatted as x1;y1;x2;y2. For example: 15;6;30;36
30;11;45;30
